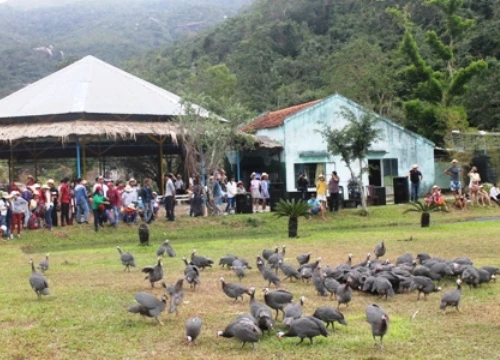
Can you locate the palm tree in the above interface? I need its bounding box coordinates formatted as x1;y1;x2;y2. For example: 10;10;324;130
403;201;448;228
274;199;310;238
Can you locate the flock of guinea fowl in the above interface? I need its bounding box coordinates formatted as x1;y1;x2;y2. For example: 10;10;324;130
28;239;499;349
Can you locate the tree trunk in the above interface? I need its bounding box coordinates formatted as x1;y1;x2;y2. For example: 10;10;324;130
421;212;430;228
288;217;298;238
358;159;368;214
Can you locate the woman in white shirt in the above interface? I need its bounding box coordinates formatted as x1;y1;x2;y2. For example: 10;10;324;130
225;177;237;213
42;184;54;230
250;173;261;213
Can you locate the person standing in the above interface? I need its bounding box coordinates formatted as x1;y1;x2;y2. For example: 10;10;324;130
47;179;58;227
11;191;27;238
297;173;309;200
408;164;423;202
328;171;340;212
225;176;237;213
467;166;481;206
140;178;154;224
74;179;89;224
250;172;261;213
316;174;327;221
91;186;105;232
260;173;270;212
164;173;176;221
444;159;462;200
59;177;71;227
106;181;120;227
212;175;223;216
42;184;53;231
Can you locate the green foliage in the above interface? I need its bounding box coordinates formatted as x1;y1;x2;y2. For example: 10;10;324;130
273;198;310;219
448;60;488;99
426;31;453;61
403;201;448;214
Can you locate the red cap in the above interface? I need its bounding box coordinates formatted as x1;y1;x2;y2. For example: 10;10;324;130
96;186;102;191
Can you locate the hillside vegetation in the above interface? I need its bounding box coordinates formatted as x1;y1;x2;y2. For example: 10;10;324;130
0;0;251;98
128;0;500;144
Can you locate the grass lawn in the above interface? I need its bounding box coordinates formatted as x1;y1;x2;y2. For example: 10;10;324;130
1;204;499;360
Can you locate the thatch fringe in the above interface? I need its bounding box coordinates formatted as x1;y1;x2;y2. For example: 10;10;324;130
0;120;178;144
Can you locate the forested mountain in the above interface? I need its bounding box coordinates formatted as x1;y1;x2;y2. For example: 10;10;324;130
128;0;500;144
0;0;251;98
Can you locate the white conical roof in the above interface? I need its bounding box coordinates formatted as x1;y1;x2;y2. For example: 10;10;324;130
0;55;209;119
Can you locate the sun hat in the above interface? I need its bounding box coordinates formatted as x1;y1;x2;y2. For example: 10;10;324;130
412;164;418;169
10;191;19;196
262;172;268;178
81;180;88;185
27;175;34;180
451;159;458;163
34;183;41;188
124;185;132;192
98;175;104;180
41;184;50;190
318;174;325;179
129;178;136;183
432;185;439;189
47;179;55;185
2;193;13;199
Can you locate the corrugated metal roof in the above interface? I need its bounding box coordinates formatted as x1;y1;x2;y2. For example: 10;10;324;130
0;55;210;119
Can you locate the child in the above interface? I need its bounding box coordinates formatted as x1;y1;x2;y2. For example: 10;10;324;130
477;185;492;207
432;186;448;210
11;191;28;238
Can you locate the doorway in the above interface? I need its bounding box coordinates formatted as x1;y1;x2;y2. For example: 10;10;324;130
368;159;382;186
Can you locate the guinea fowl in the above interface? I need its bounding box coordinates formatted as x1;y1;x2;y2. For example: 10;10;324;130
477;268;494;285
416;253;431;264
167;279;184;315
220;277;251;301
277;317;328;344
279;260;300;282
217;316;262;349
409;276;441;300
190;249;214;270
298;257;321;273
366;304;389;347
300;267;313;284
312;266;327;297
29;259;50;300
481;265;500;278
313;306;347;330
38;253;50;273
453;257;473;266
231;259;247;281
219;255;238;269
323;273;340;299
296;252;312;266
440;278;462;311
267;245;286;274
353;253;371;269
116;246;136;272
263;288;293;320
128;292;167;325
262;246;279;261
142;257;163;288
186;317;202;344
157;240;176;257
336;279;352;309
249;288;274;333
461;265;480;289
182;257;200;290
257;257;281;288
374;241;386;259
396;253;414;266
283;296;304;327
373;277;395;299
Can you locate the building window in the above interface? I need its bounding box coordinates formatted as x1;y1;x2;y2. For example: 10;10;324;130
294;163;326;186
383;159;398;176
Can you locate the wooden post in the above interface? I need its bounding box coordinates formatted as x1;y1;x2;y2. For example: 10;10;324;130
159;142;165;194
9;143;14;184
82;143;87;178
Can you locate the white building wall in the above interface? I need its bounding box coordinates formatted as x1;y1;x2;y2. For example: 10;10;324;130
256;94;435;195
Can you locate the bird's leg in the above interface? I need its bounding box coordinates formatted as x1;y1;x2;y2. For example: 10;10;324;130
309;337;313;345
456;306;460;312
296;338;304;345
155;317;164;326
123;266;127;272
241;341;246;349
275;309;279;320
417;292;420;301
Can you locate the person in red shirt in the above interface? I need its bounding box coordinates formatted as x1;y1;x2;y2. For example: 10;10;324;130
106;181;120;227
59;177;71;226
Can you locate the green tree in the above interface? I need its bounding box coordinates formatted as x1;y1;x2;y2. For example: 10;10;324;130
318;108;382;214
388;1;488;145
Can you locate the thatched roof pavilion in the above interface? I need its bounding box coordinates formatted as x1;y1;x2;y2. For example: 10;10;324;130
0;55;280;186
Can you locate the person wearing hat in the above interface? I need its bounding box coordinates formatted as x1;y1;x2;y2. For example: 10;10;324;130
431;185;448;210
47;179;59;227
316;174;327;220
445;159;462;200
123;203;137;224
59;177;71;227
328;171;340;212
128;178;139;204
297;172;309;200
41;184;54;230
249;172;261;213
140;178;154;224
26;175;36;187
11;191;27;238
467;166;481;206
93;176;108;196
121;184;135;210
236;181;246;194
408;164;423;202
225;176;237;213
260;173;270;212
74;178;90;224
477;185;492;207
164;173;176;221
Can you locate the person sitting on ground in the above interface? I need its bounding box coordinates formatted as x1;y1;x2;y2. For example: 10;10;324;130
424;192;433;206
477;185;492;207
489;183;500;206
432;185;448;210
122;203;137;224
307;194;321;218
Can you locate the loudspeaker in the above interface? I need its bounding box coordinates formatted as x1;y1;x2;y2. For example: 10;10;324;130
393;177;409;204
269;182;285;211
374;186;387;206
235;193;253;214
